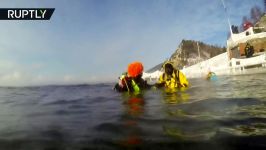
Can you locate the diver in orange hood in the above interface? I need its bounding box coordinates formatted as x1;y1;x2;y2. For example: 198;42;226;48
114;61;151;92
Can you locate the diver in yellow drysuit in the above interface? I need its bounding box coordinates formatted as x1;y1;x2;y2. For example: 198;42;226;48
156;62;189;89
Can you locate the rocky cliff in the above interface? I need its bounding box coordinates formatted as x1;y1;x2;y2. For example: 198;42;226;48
148;40;226;72
168;40;226;69
255;13;266;32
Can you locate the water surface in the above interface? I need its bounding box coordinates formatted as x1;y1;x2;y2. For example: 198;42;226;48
0;74;266;149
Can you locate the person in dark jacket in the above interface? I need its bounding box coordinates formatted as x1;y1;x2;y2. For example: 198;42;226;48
245;43;254;58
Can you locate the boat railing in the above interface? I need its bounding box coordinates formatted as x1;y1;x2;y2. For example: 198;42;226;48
230;27;255;42
227;27;266;48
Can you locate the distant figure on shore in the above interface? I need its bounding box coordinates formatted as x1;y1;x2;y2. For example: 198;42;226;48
206;71;217;81
155;61;189;89
114;62;151;93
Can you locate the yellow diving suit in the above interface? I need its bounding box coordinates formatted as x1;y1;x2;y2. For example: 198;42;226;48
158;70;189;89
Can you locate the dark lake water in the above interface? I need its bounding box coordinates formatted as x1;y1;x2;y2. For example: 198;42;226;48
0;74;266;150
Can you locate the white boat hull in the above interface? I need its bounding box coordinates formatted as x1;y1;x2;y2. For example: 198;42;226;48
143;52;266;80
182;52;266;78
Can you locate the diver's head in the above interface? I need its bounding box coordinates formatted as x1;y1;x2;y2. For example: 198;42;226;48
127;61;144;78
163;62;174;75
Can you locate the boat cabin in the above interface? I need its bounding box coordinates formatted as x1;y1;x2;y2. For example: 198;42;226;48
227;27;266;60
